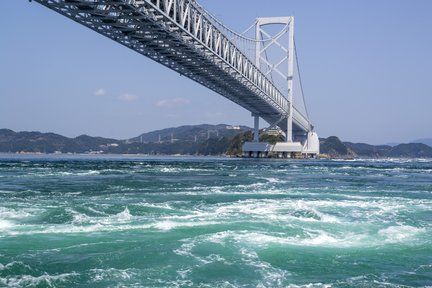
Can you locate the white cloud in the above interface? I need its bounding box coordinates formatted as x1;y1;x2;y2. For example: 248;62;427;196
156;97;190;108
119;93;138;102
94;88;106;96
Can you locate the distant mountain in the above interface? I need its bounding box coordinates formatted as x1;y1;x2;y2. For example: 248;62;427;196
0;126;251;156
388;143;432;158
1;127;432;158
344;142;392;158
321;136;432;158
0;129;120;154
411;138;432;147
116;124;252;156
320;136;354;158
130;124;250;143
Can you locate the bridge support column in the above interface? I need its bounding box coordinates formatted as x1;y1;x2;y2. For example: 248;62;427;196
253;114;259;142
286;17;295;143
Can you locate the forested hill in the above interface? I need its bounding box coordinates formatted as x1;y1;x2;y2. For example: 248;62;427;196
0;129;121;154
1;127;431;158
130;124;250;143
320;136;432;158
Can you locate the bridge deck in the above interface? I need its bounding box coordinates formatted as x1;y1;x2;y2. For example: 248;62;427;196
34;0;313;133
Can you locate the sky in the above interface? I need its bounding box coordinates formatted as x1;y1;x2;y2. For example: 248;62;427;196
1;0;431;144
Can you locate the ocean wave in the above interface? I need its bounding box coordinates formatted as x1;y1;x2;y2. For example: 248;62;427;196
0;219;13;231
179;223;428;252
70;207;132;225
286;284;331;288
378;225;426;243
0;207;37;219
90;268;138;282
8;170;101;178
135;201;174;210
5;219;221;236
174;236;289;286
150;220;220;231
0;261;32;273
232;231;359;248
238;247;289;287
257;177;288;184
158;166;209;173
0;272;78;287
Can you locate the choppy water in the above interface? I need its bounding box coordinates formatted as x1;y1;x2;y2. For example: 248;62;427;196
0;154;431;287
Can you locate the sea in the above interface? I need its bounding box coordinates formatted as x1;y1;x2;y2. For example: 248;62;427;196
0;154;431;288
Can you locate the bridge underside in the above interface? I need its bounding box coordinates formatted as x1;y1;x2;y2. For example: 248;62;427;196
33;0;312;135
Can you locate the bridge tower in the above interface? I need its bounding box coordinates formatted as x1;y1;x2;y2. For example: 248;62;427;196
243;16;319;158
255;17;294;143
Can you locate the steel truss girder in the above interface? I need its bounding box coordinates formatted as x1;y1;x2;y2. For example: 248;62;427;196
33;0;313;132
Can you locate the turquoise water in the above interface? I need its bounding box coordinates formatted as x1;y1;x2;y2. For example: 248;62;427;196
0;155;431;287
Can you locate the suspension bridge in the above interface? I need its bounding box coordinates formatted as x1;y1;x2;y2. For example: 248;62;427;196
30;0;319;158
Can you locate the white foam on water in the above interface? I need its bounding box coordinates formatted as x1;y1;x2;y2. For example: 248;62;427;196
286;284;331;288
175;235;238;266
0;272;78;287
378;225;425;243
198;230;373;249
414;264;432;272
212;224;428;249
136;202;174;210
6;215;222;236
70;206;133;225
155;185;308;196
67;208;92;225
58;170;100;177
159;209;213;221
151;220;219;231
160;167;176;173
0;219;13;230
153;220;180;231
0;261;32;272
0;207;34;219
258;177;287;184
239;247;289;286
65;192;82;196
301;230;382;247
175;233;289;285
176;268;192;279
174;241;196;258
25;170;100;178
158;167;208;173
90;268;138;282
86;206;108;216
205;253;227;263
116;207;132;222
206;199;344;225
301;233;339;246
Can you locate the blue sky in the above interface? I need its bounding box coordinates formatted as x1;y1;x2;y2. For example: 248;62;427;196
1;0;431;144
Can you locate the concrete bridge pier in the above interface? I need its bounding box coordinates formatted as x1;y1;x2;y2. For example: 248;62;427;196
242;130;319;159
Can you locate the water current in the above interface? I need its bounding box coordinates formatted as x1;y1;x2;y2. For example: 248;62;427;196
0;154;431;287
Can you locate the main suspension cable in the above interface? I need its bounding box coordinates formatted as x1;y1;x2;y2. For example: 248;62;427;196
294;38;310;119
193;0;289;43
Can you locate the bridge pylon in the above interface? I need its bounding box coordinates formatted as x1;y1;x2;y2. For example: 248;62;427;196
255;17;294;143
243;16;319;158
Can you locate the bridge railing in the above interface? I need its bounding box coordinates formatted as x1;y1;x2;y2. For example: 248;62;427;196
139;0;290;114
146;0;312;130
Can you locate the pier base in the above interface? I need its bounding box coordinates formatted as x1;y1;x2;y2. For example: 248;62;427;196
242;132;320;159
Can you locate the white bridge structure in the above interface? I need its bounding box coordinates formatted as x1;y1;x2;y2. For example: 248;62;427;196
31;0;319;158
